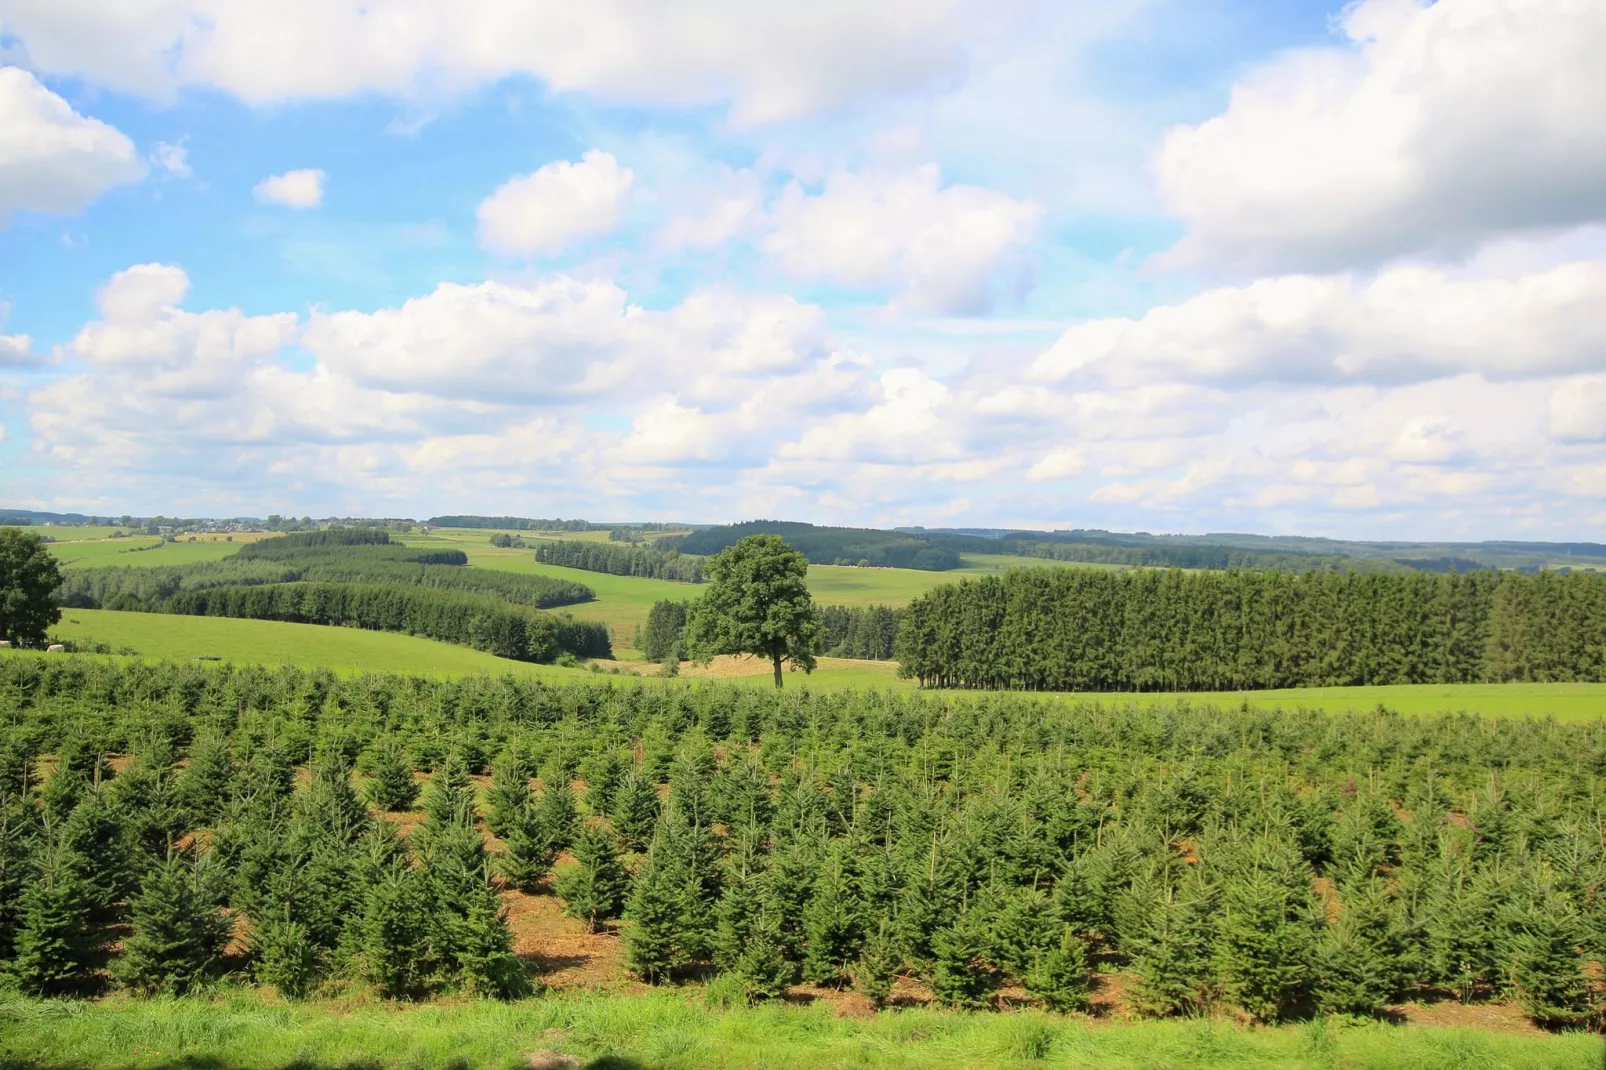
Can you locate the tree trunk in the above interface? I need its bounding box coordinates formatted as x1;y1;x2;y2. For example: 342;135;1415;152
772;651;784;689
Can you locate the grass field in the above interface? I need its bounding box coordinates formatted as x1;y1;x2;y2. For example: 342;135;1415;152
26;609;1606;717
10;523;134;541
0;990;1595;1070
43;608;589;680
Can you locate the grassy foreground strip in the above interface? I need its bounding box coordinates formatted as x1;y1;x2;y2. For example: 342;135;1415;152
2;993;1598;1070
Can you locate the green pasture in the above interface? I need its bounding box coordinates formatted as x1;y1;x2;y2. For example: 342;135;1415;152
51;538;252;569
24;608;1606;719
8;523;133;542
41;608;594;681
1;990;1595;1070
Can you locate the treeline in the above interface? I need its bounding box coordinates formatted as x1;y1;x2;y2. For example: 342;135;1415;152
158;583;611;661
818;605;904;660
997;539;1374;573
635;601;904;662
667;522;962;571
59;538;594;612
896;568;1606;691
535;541;703;583
428;517;598;532
2;659;1605;1025
608;524;682;544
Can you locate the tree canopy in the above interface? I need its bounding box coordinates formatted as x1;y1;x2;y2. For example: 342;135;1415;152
0;528;62;648
684;535;819;688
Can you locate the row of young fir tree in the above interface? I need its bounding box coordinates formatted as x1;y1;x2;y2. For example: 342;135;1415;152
3;716;1599;1025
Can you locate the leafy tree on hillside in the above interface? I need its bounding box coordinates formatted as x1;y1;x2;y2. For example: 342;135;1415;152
0;528;63;648
685;535;820;688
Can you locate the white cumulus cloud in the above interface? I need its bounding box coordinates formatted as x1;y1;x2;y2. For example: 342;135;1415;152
0;65;144;223
477;151;634;257
1157;0;1606;273
1031;261;1606;387
253;169;325;209
1550;376;1606;442
765;165;1043;314
0;0;1034;124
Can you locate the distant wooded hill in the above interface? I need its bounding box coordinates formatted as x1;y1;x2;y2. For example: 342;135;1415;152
660;519;1606;574
663;521;963;571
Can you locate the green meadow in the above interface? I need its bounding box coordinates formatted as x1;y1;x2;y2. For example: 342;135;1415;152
27;608;1606;719
44;608;584;679
26;525;1606;720
1;990;1595;1070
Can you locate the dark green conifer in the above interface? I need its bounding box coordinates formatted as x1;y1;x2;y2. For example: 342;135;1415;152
236;744;296;805
854;918;901;1008
41;761;89;825
483;751;533;838
930;903;1001;1010
578;747;628;817
59;787;135;919
0;797;41;960
108;741;185;860
304;753;370;845
364;742;419;813
988;885;1056;980
9;844;100;995
625;843;685;982
732;906;792;1002
1127;877;1214;1018
496;801;557;893
1025;926;1091;1013
252;909;320;998
357;864;432;998
612;768;660;852
802;844;861;985
1213;846;1317;1023
176;732;236;825
115;852;230;995
1315;879;1408;1017
1422;855;1498;1001
422;755;478;826
447;867;530;998
535;777;581;855
554;823;630;932
1505;892;1592;1026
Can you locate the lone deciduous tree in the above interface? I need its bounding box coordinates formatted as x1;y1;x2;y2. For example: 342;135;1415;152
0;528;63;648
685;535;820;689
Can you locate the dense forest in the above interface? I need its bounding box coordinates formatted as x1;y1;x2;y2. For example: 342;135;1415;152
991;540;1377;573
58;533;595;612
534;540;704;583
896;568;1606;691
667;522;962;571
0;658;1602;1026
159;583;612;661
819;605;905;660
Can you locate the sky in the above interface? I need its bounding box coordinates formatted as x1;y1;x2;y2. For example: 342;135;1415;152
2;0;1605;538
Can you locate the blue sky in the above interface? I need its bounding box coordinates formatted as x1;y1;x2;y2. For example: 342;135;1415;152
3;0;1605;537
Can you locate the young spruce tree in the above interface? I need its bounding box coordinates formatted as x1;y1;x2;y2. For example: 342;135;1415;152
554;823;630;932
9;844;100;996
116;851;230;995
364;743;420;813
